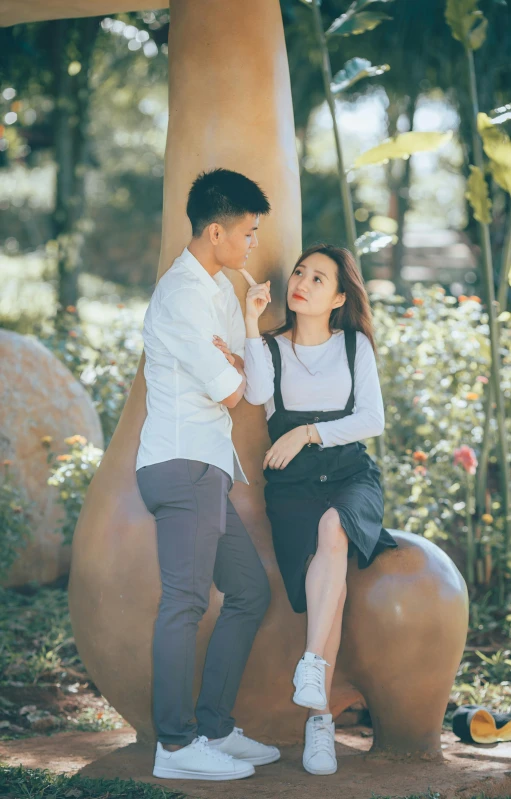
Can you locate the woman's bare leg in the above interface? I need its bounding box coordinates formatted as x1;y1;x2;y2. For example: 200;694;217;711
307;583;347;718
304;508;349;658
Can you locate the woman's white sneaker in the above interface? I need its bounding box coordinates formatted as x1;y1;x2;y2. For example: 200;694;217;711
293;651;328;710
303;714;337;775
207;726;280;766
153;736;255;781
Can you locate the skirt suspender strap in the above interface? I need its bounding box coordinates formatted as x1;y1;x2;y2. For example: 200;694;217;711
344;329;356;413
262;333;285;411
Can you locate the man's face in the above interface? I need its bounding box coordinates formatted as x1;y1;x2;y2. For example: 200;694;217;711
213;213;260;270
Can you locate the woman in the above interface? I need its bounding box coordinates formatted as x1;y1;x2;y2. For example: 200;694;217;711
214;244;397;776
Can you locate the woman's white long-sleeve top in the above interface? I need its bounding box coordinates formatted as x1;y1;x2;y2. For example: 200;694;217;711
243;330;385;447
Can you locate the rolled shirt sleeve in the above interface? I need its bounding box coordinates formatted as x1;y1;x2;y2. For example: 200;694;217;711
243;336;275;405
314;332;385;447
152;287;243;404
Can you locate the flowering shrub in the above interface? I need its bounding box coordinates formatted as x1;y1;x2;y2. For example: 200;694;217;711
40;305;142;446
375;285;510;583
47;436;104;544
0;460;32;582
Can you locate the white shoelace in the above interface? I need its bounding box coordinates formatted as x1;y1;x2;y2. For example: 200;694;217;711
191;735;235;763
301;656;328;693
308;719;335;757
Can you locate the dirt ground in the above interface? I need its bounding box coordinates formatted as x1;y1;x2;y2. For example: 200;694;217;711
1;724;511;799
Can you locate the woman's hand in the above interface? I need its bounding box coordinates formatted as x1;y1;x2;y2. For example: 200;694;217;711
263;426;309;470
245;280;271;322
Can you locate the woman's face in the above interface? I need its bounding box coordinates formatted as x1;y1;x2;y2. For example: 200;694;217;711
287;252;346;318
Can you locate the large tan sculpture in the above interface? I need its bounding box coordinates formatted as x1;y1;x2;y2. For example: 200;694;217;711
39;0;466;755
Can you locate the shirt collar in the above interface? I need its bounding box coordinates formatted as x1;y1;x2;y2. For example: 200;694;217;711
180;247;232;297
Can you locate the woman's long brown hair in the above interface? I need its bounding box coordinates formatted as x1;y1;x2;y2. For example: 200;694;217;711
264;243;377;353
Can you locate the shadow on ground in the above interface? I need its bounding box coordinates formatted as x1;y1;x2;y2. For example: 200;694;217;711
1;725;511;798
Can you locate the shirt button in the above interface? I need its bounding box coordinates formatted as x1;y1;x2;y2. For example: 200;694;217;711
320;475;328;482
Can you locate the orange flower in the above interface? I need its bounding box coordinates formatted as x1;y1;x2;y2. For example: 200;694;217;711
56;454;72;462
403;310;414;318
68;330;78;338
413;451;428;463
64;435;87;446
3;459;12;466
414;465;427;476
466;392;479;401
41;436;53;446
468;295;481;303
66;305;76;313
481;513;493;524
412;298;424;306
454;445;478;475
117;303;125;309
458;295;468;303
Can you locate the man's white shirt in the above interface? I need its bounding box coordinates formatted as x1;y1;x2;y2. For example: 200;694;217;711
136;247;249;485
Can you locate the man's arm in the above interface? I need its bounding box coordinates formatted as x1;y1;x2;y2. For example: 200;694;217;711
152;287;244;404
222;354;246;408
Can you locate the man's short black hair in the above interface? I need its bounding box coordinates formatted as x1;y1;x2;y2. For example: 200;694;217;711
186;168;271;237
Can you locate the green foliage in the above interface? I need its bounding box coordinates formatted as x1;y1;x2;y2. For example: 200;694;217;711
0;766;187;799
40;305;142;446
354;131;453;168
330;57;389;94
355;230;393;255
327;10;393;36
0;462;32;583
477;112;511;195
445;0;488;50
0;586;82;685
47;437;103;545
375;285;511;563
465;165;492;224
326;0;395;37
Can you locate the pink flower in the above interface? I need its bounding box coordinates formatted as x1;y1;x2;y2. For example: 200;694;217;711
453;445;478;475
476;376;489;384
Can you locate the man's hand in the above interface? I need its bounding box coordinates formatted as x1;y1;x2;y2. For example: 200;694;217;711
263;426;310;470
213;336;244;371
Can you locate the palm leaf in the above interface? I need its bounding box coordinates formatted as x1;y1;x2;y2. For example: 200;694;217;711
465;165;492;224
445;0;488;50
354;131;452;168
331;57;390;93
355;230;393;255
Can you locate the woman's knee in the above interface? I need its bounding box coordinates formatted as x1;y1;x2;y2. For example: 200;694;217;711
318;509;349;555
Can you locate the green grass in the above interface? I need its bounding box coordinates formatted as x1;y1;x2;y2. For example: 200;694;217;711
0;765;188;799
0;771;507;799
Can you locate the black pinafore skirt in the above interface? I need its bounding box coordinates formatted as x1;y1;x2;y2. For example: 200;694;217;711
262;330;397;614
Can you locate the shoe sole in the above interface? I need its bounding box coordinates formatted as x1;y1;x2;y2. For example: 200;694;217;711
303;760;338;776
153;765;255;781
242;751;281;766
292;689;327;711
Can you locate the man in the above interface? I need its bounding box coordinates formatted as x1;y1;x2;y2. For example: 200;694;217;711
136;168;278;781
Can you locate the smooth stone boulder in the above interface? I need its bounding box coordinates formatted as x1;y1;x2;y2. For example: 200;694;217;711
0;329;103;587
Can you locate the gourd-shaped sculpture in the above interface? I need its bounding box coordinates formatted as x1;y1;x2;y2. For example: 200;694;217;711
68;0;468;755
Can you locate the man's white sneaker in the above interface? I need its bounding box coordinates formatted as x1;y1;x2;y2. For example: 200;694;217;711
207;726;280;766
292;651;328;710
152;736;255;781
303;713;337;775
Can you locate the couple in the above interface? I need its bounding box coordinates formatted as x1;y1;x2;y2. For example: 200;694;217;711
135;168;397;781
